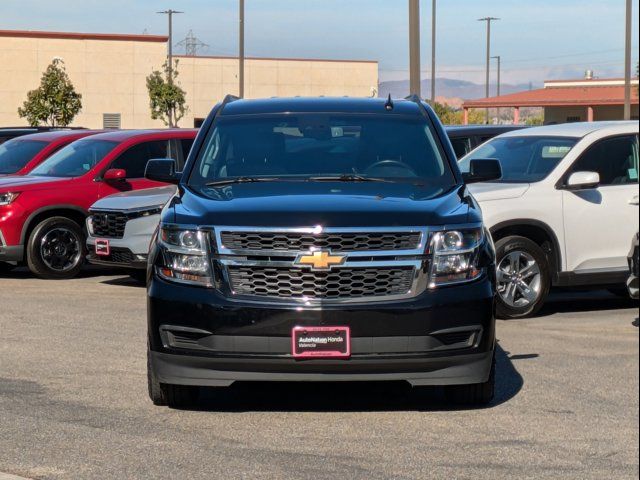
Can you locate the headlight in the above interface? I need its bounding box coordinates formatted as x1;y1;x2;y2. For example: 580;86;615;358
156;225;213;287
428;227;484;287
0;192;19;206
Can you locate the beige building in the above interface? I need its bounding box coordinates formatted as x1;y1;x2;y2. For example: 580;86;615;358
0;30;379;129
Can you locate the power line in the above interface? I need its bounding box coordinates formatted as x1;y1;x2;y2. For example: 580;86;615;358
176;30;209;56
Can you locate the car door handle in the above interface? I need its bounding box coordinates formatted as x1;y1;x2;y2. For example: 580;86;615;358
630;195;640;206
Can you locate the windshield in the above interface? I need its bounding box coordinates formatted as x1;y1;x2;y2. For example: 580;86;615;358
188;114;455;187
0;139;48;174
29;139;116;178
459;136;578;183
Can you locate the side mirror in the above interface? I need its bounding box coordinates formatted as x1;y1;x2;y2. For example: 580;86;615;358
462;159;503;184
103;168;127;182
145;159;181;184
566;171;600;190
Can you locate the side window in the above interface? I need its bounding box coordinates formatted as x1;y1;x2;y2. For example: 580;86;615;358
450;137;472;159
568;135;639;186
110;140;172;179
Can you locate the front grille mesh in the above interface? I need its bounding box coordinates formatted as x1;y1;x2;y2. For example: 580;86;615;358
91;212;128;238
228;266;415;300
220;231;422;252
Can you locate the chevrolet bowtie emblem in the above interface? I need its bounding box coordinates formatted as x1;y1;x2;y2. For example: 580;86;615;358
296;251;346;270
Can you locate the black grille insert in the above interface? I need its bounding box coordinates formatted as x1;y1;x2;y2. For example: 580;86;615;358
91;212;128;238
220;231;422;253
227;266;415;300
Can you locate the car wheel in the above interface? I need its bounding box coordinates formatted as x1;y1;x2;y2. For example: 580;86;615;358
26;216;86;280
147;346;199;408
495;236;551;319
444;353;495;406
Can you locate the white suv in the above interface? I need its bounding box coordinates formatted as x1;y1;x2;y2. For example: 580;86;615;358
460;121;639;319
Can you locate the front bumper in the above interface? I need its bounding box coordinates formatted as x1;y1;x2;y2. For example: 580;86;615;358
148;274;496;386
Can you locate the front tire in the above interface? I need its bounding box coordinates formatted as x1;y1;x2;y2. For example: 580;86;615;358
495;236;551;319
26;216;86;280
147;347;199;408
445;354;495;406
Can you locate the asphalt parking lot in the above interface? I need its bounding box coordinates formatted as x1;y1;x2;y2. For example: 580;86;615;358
0;268;638;480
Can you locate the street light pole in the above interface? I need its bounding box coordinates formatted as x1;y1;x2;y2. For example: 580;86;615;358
157;9;183;85
478;17;499;124
623;0;632;120
431;0;436;103
409;0;421;97
239;0;245;98
492;55;501;122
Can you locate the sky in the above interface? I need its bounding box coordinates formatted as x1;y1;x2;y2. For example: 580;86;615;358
1;0;638;85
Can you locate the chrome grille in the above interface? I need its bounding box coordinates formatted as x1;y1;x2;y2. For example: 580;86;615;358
91;212;128;238
227;266;415;300
219;231;422;253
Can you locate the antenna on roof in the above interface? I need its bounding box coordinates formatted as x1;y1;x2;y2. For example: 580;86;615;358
385;94;394;111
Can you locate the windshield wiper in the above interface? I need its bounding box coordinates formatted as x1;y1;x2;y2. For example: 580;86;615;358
307;174;395;183
205;177;284;187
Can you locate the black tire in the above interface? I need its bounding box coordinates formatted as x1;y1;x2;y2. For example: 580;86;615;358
147;346;199;408
26;216;86;279
495;236;551;320
445;354;495;406
147;347;167;406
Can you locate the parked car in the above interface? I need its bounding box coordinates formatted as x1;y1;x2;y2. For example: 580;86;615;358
446;125;529;159
459;121;639;319
628;232;639;299
0;126;84;146
145;96;502;408
0;129;197;279
86;185;177;279
0;130;100;177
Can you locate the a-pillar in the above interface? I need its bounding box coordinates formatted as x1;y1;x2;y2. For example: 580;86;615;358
463;108;469;125
513;107;520;125
587;106;594;122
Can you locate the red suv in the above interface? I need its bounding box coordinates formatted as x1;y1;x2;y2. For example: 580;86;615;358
0;130;100;176
0;129;197;279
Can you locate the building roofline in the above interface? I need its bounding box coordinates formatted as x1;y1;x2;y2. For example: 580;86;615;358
0;29;168;43
174;54;378;64
544;77;638;83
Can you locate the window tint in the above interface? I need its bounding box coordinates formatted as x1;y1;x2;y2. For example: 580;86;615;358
189;114;454;187
450;137;472;159
568;135;639;186
29;140;116;178
111;140;172;178
460;136;578;183
0;139;48;174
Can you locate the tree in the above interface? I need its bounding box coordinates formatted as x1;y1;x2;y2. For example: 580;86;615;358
146;60;188;127
428;101;485;125
18;58;82;127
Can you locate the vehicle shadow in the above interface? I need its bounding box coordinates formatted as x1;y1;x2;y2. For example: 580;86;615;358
534;289;638;318
0;265;128;280
188;344;525;413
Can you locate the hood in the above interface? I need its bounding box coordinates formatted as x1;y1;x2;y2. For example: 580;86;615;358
466;182;530;202
91;185;177;212
0;175;70;191
170;182;478;227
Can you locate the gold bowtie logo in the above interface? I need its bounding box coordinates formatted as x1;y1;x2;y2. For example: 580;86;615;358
296;251;346;270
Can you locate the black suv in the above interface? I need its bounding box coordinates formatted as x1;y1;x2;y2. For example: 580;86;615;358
145;96;501;408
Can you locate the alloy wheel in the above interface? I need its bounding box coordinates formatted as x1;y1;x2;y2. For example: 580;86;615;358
40;227;82;272
497;250;542;308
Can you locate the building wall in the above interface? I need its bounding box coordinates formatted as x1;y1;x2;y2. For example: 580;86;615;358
544;105;640;123
0;32;379;129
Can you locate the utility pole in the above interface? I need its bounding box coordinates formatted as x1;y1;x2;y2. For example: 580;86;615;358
492;55;501;122
478;17;499;123
623;0;632;120
239;0;245;98
430;0;436;103
409;0;421;97
157;9;183;85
